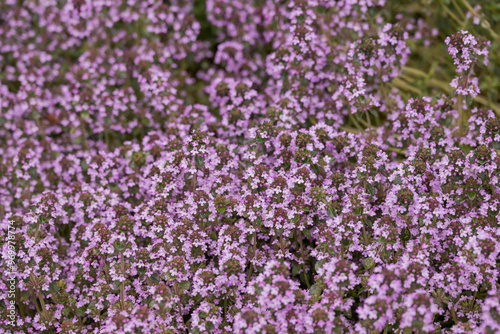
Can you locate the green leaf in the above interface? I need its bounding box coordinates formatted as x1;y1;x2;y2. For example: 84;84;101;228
150;273;161;284
400;229;411;242
292;265;301;276
245;139;256;145
341;238;351;246
363;257;375;270
366;184;376;196
206;322;214;331
113;280;122;291
309;284;322;296
369;109;379;118
466;94;473;107
327;206;336;219
49;281;59;293
114;240;127;251
303;229;312;239
195;155;204;167
75;306;87;317
311;164;320;175
455;194;466;203
314;260;325;271
179;280;191;290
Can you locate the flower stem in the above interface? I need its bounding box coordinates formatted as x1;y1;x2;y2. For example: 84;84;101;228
299;231;311;289
120;251;126;310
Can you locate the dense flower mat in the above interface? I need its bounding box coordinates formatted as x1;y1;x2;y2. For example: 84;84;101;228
1;0;500;333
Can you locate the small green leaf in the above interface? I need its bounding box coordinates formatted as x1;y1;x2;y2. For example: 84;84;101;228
195;155;204;167
314;260;325;271
309;284;322;296
369;109;379;118
49;281;59;293
303;229;312;239
455;194;466;203
206;321;214;331
363;257;375;270
366;184;376;196
150;273;161;284
400;229;411;242
75;306;87;317
113;240;127;251
327;206;336;219
179;280;191;290
113;281;122;290
466;94;473;107
292;265;301;276
311;164;320;175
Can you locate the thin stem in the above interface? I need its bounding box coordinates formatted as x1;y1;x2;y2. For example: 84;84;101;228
364;110;373;135
385;147;407;155
16;288;26;318
105;130;111;152
457;95;464;135
339;125;360;134
191;173;197;191
120;251;126;310
175;283;186;327
461;0;498;39
247;263;253;282
247;227;257;282
451;0;466;21
37;290;50;322
361;223;369;246
32;290;42;317
298;231;311;289
440;0;464;26
471;289;478;312
349;113;364;132
223;296;228;325
450;306;459;324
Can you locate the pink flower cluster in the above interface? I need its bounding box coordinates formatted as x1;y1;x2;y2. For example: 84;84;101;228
0;1;499;334
446;30;491;97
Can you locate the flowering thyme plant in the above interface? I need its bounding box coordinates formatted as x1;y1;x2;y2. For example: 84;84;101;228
1;0;500;333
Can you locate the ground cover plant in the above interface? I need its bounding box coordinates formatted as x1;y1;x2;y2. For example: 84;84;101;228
1;0;500;333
